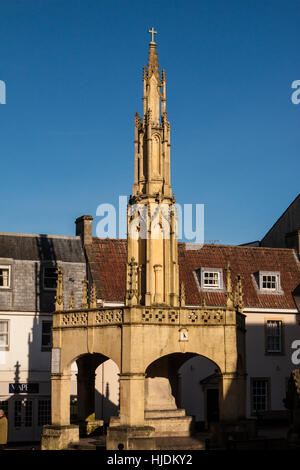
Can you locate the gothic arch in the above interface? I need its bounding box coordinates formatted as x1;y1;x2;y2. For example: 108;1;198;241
144;351;222;376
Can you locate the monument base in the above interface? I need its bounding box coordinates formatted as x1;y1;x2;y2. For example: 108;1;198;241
41;424;79;450
145;409;194;436
110;409;194;438
106;425;156;450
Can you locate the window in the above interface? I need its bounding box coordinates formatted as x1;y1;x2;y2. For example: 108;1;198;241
203;271;220;287
259;271;281;292
251;378;270;413
14;400;22;427
0;320;9;350
41;321;52;351
0;266;10;288
198;268;223;290
262;275;277;290
43;267;57;290
38;400;51;426
265;320;283;353
24;400;33;427
0;400;8;417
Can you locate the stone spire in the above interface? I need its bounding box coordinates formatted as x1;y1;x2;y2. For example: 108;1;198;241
147;36;160;81
142;29;161;126
132;28;171;199
126;30;179;307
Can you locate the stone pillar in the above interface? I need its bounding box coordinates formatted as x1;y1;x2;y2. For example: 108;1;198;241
51;374;71;426
41;373;79;450
107;372;156;450
119;373;145;426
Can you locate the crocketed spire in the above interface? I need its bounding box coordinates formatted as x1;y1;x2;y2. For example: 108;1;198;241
147;41;160;81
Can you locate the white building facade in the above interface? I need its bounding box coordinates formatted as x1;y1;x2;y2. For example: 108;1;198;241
0;233;86;442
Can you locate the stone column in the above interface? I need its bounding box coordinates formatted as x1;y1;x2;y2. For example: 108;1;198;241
119;373;145;426
107;372;156;450
41;373;79;450
51;374;71;426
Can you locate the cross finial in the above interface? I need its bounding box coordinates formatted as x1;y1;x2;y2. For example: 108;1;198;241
148;27;157;43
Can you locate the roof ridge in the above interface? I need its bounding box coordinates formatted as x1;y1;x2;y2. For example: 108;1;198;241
92;237;296;253
0;232;81;240
92;237;127;242
183;243;296;252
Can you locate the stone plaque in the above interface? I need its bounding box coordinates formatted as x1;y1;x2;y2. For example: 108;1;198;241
51;348;61;374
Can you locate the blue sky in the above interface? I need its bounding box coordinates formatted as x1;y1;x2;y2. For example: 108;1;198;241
0;0;299;245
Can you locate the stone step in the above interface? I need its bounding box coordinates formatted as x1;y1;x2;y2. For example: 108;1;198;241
145;415;194;437
69;436;106;451
156;435;208;450
69;434;208;451
145;409;186;419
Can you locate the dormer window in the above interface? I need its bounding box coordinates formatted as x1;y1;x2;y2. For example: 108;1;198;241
0;266;11;289
259;271;281;292
43;267;58;290
196;268;224;290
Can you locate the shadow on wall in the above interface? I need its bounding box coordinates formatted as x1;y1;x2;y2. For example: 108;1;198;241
1;235;58;442
95;361;120;423
95;388;119;425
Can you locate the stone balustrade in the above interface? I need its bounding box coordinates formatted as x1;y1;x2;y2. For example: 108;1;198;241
53;305;245;328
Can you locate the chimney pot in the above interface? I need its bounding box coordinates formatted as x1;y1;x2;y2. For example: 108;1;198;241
75;215;93;246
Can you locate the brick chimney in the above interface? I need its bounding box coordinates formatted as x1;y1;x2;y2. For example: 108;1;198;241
75;215;93;246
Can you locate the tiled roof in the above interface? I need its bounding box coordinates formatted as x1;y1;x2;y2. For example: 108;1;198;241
89;238;127;302
0;233;85;263
178;243;299;309
90;238;300;310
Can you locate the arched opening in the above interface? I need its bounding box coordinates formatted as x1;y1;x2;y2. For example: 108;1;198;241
69;353;120;435
145;353;221;435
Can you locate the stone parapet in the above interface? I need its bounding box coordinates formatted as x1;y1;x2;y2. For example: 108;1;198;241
53;305;244;329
